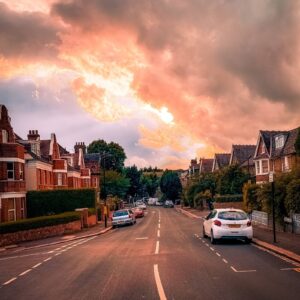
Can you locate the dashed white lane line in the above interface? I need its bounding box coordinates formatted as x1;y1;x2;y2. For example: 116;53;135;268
205;243;209;247
210;247;215;251
19;269;32;276
154;264;167;300
223;259;228;264
158;224;161;229
157;230;160;238
32;262;42;268
216;252;221;257
44;257;52;262
155;241;160;255
136;237;149;240
3;277;17;285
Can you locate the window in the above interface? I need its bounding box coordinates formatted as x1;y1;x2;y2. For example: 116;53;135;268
57;173;62;186
255;160;269;175
275;135;285;149
2;129;8;143
7;162;14;180
262;160;269;173
8;198;16;221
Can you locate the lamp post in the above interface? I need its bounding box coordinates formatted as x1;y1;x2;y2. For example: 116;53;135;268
269;171;277;243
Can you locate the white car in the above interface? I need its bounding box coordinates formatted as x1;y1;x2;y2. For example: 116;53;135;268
203;209;253;244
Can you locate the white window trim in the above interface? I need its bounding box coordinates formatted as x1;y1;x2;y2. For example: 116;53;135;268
255;159;269;175
282;156;290;172
2;129;8;143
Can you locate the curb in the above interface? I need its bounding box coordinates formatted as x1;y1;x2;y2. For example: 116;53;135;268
252;238;300;264
0;226;113;252
175;207;204;219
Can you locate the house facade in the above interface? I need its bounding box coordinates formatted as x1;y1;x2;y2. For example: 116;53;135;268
253;128;299;183
0;105;26;222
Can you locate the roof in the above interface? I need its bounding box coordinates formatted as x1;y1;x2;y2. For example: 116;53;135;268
200;158;214;173
84;153;101;162
256;127;299;159
231;145;256;165
215;153;231;168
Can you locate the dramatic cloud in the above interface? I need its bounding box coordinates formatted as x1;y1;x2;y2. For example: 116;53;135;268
1;0;300;169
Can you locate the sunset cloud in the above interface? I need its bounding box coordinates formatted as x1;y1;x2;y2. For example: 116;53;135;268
1;0;300;169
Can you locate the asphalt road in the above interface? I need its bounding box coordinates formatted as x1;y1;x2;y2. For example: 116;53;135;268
0;207;299;300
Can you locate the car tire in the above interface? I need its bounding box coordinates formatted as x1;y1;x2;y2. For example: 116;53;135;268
245;238;252;244
203;226;207;238
210;230;217;244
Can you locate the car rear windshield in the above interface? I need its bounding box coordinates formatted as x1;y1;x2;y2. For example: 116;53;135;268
113;211;128;217
218;211;247;221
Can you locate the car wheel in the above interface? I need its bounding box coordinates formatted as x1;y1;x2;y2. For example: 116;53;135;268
112;225;116;229
210;230;217;244
245;238;252;244
202;226;207;238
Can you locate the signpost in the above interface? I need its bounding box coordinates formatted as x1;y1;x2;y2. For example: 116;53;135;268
269;172;277;243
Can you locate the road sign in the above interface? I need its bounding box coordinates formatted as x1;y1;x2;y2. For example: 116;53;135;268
269;172;274;183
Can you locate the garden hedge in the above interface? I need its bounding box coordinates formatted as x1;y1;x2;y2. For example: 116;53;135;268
27;188;96;218
0;212;81;234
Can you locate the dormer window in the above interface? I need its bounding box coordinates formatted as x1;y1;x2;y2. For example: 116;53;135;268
275;135;285;149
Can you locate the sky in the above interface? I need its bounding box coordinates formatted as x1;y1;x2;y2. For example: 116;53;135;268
0;0;300;169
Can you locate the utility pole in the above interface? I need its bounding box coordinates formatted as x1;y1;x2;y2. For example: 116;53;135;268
269;172;277;243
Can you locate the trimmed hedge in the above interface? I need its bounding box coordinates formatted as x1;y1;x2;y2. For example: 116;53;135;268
0;212;81;234
27;188;96;218
214;194;243;203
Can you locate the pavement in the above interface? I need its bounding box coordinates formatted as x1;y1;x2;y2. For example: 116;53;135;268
1;206;300;300
176;206;300;264
0;220;113;253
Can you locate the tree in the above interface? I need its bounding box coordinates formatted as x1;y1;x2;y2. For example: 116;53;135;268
124;165;142;197
87;139;126;171
142;173;159;197
102;170;130;199
295;127;300;156
286;179;300;213
160;171;182;200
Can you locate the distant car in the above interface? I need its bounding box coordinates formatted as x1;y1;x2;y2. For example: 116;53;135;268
155;201;163;206
164;200;174;208
203;208;253;244
112;209;136;228
134;207;144;218
137;203;147;210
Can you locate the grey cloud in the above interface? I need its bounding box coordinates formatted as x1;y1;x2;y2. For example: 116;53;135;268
0;3;62;59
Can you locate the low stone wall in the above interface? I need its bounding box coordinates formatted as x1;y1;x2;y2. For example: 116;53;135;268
213;202;243;209
0;220;81;247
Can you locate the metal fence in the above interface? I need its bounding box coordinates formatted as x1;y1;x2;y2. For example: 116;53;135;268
251;210;268;226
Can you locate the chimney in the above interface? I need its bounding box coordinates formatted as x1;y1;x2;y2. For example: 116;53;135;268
74;142;86;154
28;130;40;141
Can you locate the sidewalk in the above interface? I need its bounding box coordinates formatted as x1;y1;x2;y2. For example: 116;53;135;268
0;220;113;253
176;206;300;264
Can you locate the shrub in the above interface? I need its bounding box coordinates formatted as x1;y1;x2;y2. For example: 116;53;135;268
214;194;243;203
27;189;96;218
0;212;81;234
285;179;300;213
243;182;261;213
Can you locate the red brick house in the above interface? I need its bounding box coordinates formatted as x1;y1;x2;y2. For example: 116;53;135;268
84;152;101;189
253;128;299;183
212;153;231;172
0;105;26;222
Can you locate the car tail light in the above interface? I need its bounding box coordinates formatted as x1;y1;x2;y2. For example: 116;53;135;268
247;221;252;227
214;220;222;227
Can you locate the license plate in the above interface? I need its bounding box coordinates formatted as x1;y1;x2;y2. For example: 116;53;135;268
228;224;241;228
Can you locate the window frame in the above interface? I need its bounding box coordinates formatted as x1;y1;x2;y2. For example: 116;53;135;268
7;162;14;180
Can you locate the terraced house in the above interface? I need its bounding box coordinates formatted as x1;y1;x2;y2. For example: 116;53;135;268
253;128;300;184
0;105;26;222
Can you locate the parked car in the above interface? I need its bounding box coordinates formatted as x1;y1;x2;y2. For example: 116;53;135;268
133;207;144;218
112;209;136;228
203;208;253;244
155;200;163;206
164;200;174;208
137;203;147;210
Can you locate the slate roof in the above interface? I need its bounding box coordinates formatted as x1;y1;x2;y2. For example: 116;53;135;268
231;145;256;165
200;158;214;173
214;153;231;169
84;153;101;162
257;127;299;159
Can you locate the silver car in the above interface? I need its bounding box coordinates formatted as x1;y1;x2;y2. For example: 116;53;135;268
112;209;136;228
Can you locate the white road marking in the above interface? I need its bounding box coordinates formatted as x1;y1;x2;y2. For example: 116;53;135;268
199;237;202;240
154;265;167;300
155;241;160;254
136;237;149;240
210;247;215;251
157;230;160;238
32;263;42;268
55;253;61;256
205;243;209;247
216;252;221;257
231;266;256;273
280;268;295;271
223;259;228;264
158;224;161;229
3;277;17;285
202;240;205;243
231;266;238;272
44;257;52;262
19;269;32;276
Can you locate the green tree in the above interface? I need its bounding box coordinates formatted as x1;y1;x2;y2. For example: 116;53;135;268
160;171;182;200
124;165;142;197
87;139;126;171
285;179;300;213
103;170;130;199
142;173;159;197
